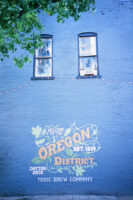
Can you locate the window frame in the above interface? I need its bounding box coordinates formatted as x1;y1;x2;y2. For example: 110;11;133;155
31;34;54;80
77;32;101;79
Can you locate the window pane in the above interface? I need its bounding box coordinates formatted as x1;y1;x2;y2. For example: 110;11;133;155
79;57;97;76
35;59;52;77
79;36;96;56
35;38;52;57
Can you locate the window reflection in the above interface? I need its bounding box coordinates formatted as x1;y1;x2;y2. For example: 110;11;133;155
79;37;96;56
34;35;53;78
35;59;52;77
36;39;52;57
79;34;98;77
80;57;97;76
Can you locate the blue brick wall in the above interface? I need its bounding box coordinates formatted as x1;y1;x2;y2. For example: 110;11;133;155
0;0;133;196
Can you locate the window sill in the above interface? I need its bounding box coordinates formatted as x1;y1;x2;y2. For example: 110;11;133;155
77;74;101;79
31;77;55;80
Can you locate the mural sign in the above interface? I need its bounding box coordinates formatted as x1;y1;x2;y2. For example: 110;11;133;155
30;122;101;182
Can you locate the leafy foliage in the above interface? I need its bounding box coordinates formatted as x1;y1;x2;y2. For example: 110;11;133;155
0;0;95;68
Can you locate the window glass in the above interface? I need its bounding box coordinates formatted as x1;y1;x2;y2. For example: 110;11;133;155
35;38;52;58
78;33;100;78
32;34;53;80
80;57;97;76
79;37;96;56
35;58;52;77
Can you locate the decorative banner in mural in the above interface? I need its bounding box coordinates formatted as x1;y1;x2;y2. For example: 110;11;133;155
30;122;101;181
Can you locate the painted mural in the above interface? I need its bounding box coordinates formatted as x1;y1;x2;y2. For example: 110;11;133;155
30;123;101;182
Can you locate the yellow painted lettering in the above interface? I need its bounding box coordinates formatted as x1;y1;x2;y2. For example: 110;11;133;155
65;136;72;148
47;143;56;157
75;158;81;165
89;158;94;165
81;128;91;141
38;147;47;160
84;158;89;164
72;132;81;144
56;139;65;153
54;157;62;165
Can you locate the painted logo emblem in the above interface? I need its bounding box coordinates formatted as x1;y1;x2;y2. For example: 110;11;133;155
31;122;101;176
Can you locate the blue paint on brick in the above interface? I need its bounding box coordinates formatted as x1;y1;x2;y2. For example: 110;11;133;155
0;0;133;196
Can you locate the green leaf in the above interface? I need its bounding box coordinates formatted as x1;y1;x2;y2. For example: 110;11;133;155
73;166;86;176
32;157;44;164
66;148;73;156
32;126;42;138
64;128;71;136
